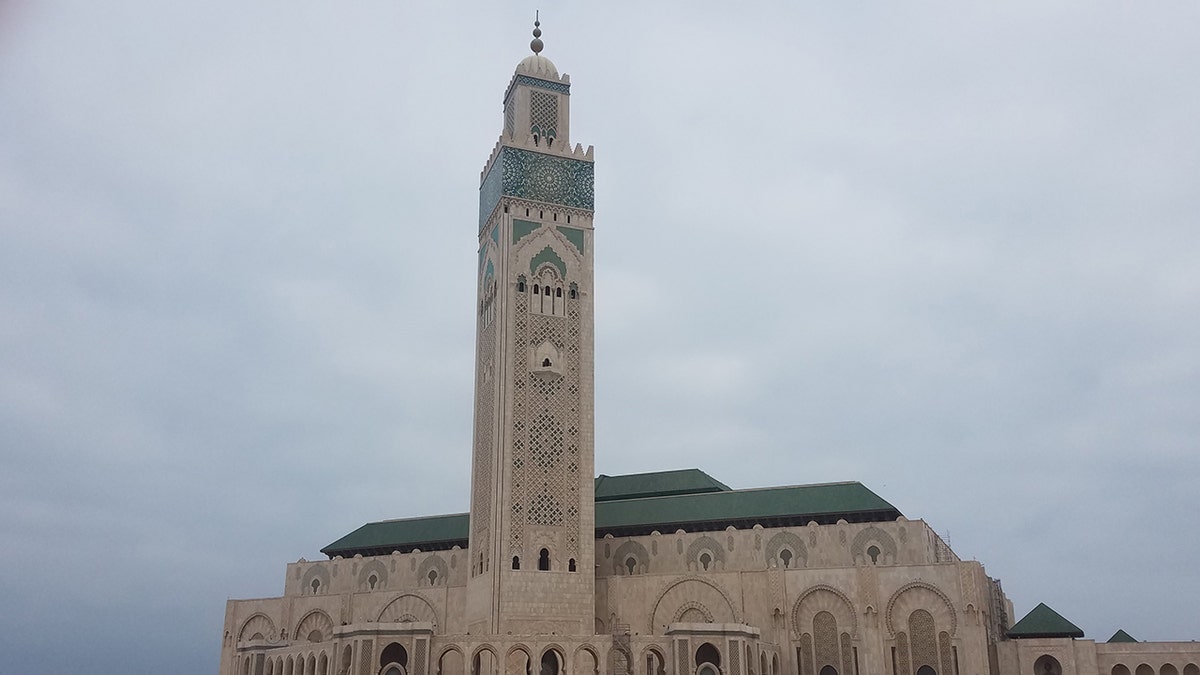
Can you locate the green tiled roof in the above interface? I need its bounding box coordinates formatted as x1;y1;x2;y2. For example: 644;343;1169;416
594;469;730;502
1107;629;1138;643
1007;603;1085;639
594;481;898;537
322;472;902;558
323;512;469;558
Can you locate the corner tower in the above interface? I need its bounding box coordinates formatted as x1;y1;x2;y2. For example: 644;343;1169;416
466;21;596;637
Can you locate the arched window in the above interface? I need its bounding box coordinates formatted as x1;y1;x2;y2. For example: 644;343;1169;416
310;578;321;594
1035;655;1062;675
382;643;409;673
541;651;561;675
820;667;838;675
533;284;540;295
428;569;439;585
695;643;720;669
512;556;520;570
916;667;936;675
367;574;378;590
568;558;577;572
699;552;712;571
555;287;562;297
542;358;552;367
538;548;551;571
625;557;637;575
779;549;792;568
867;545;881;564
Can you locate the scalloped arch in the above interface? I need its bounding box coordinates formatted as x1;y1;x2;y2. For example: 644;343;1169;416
885;582;957;637
791;585;858;639
358;559;389;590
850;526;898;561
674;601;714;623
650;577;738;633
613;540;650;574
765;531;808;567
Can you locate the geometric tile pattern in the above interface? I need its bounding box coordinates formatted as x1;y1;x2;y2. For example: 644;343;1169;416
479;147;595;227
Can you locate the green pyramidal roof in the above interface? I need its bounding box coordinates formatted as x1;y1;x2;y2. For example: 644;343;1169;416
594;469;731;501
1107;629;1138;643
321;470;902;559
1007;603;1085;639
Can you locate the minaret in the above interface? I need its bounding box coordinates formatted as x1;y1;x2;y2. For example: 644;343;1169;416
466;19;597;637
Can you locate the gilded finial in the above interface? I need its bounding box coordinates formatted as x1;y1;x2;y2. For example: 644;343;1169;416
530;12;544;54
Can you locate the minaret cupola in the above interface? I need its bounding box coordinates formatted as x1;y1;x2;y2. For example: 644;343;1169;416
503;17;572;149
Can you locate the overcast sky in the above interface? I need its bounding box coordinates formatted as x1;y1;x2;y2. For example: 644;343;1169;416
2;2;1198;674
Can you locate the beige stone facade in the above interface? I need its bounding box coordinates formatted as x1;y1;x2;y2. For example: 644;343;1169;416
217;26;1199;675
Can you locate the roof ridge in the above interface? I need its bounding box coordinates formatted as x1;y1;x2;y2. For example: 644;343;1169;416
367;511;469;525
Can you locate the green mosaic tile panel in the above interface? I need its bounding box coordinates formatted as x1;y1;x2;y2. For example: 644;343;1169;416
504;75;571;105
479;158;504;228
556;226;585;254
490;225;499;245
530;245;567;278
512;219;540;244
502;147;594;210
479;147;594;228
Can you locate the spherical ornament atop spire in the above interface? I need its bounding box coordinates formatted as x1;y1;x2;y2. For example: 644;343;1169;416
516;14;558;78
530;17;544;54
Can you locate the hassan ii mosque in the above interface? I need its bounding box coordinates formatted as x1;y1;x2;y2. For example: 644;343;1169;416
218;21;1199;675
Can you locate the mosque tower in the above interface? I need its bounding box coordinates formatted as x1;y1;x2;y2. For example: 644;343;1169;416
466;19;597;637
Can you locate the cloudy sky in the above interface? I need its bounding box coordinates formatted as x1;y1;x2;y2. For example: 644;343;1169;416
2;2;1198;673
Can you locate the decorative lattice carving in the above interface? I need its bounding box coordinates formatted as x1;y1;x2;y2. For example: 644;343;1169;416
509;265;582;557
686;536;725;570
505;96;516;138
909;610;938;671
841;633;854;675
415;640;428;675
530;91;558;138
470;285;497;564
885;582;957;637
765;531;808;568
417;555;448;586
792;585;859;639
850;526;898;563
894;633;911;675
798;635;814;675
361;640;375;675
358;559;388;591
612;540;650;575
938;632;954;675
813;611;840;671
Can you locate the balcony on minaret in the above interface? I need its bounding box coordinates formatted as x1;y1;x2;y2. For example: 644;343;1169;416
531;341;564;381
